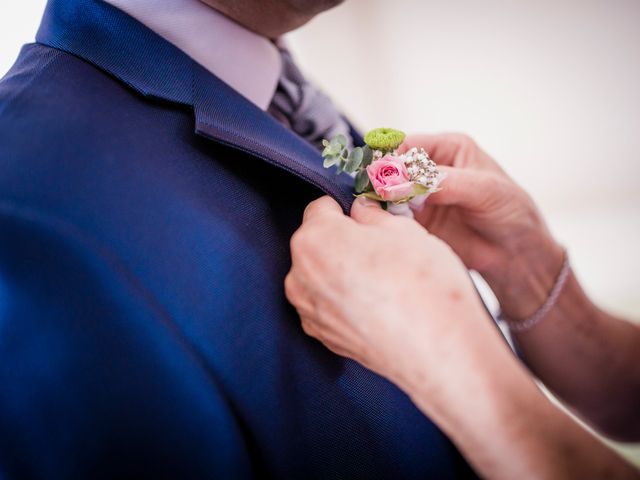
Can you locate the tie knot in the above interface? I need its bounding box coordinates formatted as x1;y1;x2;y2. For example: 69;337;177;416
268;48;353;151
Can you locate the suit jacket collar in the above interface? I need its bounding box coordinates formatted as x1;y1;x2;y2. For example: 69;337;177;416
102;0;282;111
36;0;355;211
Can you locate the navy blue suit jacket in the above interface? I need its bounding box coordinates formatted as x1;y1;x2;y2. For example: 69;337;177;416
0;1;474;478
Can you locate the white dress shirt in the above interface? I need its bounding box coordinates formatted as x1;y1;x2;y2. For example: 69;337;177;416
103;0;282;110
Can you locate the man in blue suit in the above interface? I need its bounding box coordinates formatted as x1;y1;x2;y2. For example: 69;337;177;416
0;0;474;477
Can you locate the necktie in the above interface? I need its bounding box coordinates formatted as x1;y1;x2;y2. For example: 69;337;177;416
268;48;354;151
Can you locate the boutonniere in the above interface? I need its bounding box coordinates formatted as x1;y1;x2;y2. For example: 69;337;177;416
321;128;445;216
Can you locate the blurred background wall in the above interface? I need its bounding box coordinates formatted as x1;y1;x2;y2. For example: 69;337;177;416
1;0;639;464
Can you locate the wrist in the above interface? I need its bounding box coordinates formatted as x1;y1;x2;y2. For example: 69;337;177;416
483;233;565;321
395;313;514;417
403;346;569;479
404;339;542;439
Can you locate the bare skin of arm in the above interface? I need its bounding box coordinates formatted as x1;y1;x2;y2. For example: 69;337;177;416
400;133;640;441
496;260;640;441
403;309;638;480
285;196;639;479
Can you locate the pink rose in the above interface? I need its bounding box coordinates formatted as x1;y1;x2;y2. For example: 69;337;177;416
366;155;414;202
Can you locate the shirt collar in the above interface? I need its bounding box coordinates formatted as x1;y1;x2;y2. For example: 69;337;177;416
103;0;281;111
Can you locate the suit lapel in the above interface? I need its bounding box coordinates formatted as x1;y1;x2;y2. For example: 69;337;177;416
191;66;354;210
36;0;356;212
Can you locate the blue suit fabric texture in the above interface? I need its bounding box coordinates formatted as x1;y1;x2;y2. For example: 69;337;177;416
0;1;475;478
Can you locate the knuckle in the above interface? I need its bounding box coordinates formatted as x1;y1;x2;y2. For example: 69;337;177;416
304;196;339;220
391;215;423;235
452;132;476;148
302;200;319;218
483;172;502;191
290;228;311;254
301;319;318;337
477;171;505;197
284;272;297;299
492;175;513;198
316;195;337;209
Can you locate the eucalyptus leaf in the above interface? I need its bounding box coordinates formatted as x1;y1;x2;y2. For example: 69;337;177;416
354;169;370;193
344;147;364;174
329;138;342;155
323;155;339;168
361;145;374;168
336;134;348;148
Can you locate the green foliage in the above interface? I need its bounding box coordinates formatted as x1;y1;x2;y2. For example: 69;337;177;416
361;145;374;168
321;134;347;158
412;183;429;196
364;128;406;153
323;154;340;168
343;148;363;174
354;169;370;193
322;134;367;177
322;131;423;208
354;190;384;202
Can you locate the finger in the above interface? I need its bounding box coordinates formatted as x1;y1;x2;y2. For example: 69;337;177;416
350;197;393;225
284;271;316;314
400;133;502;173
303;196;344;223
399;133;466;166
427;166;498;210
284;272;300;305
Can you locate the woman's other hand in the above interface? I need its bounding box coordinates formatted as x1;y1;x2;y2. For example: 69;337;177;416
401;134;563;319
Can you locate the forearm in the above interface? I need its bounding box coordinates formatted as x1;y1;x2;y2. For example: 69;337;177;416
485;238;640;440
512;273;640;440
397;334;639;479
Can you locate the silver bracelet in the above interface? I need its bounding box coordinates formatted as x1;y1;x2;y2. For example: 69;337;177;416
498;250;571;333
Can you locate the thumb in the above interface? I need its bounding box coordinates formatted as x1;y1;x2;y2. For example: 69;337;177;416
350;197;392;225
428;166;497;210
303;195;343;223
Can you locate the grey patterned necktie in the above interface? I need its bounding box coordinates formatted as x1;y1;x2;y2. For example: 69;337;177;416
268;48;353;151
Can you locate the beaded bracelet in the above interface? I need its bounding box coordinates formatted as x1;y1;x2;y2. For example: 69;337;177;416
498;250;571;333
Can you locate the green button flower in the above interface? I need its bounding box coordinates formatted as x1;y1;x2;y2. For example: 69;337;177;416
364;128;406;153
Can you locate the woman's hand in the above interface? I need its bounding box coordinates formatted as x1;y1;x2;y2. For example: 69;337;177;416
285;195;494;392
400;134;564;319
285;195;640;480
